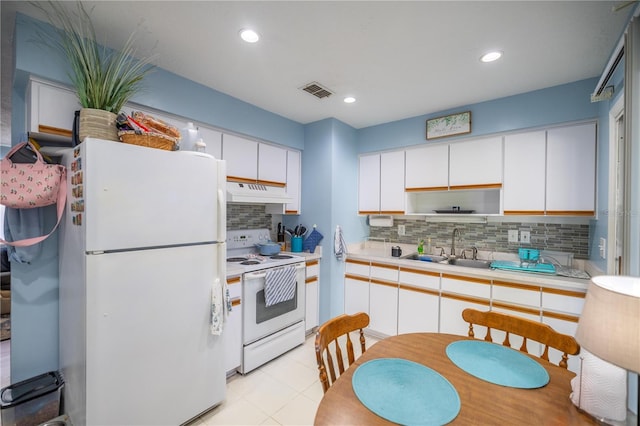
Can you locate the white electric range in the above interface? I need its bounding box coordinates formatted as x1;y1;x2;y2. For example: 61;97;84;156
226;229;306;374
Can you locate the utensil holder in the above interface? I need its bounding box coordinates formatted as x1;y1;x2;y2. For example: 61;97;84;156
291;236;303;252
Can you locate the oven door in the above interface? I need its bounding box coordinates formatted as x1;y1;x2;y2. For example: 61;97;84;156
242;262;306;344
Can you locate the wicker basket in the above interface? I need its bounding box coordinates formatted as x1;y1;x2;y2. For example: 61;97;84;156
118;131;178;151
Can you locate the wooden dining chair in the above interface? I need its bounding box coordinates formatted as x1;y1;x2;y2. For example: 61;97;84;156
315;312;370;393
461;308;580;369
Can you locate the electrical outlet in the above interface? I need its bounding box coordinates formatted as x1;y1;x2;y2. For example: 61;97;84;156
508;230;519;243
398;224;406;236
599;237;606;259
520;231;531;244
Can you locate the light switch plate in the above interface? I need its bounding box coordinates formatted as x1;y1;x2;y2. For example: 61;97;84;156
520;231;531;244
398;224;406;236
599;237;606;259
508;230;519;243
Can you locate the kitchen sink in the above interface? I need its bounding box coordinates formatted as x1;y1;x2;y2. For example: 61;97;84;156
403;253;492;269
448;258;493;269
402;253;449;263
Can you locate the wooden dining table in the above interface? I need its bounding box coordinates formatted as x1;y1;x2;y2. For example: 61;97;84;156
314;333;598;425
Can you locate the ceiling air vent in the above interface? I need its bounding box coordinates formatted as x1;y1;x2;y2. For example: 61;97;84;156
300;82;333;99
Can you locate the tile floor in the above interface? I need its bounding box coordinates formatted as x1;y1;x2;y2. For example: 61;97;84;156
188;332;377;426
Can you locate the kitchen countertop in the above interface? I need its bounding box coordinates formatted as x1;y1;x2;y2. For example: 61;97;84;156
347;242;592;292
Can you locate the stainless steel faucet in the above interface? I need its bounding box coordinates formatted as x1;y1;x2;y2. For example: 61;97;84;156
451;228;460;256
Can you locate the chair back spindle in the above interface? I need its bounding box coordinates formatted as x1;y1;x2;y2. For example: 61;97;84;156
461;308;580;369
315;312;369;393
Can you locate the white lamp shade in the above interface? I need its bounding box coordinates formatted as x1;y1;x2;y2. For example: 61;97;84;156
575;275;640;373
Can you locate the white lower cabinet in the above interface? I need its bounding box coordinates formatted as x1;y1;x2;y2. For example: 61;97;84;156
439;274;491;336
541;287;585;374
369;280;398;337
305;259;320;334
344;259;370;315
368;263;399;336
490;279;542;355
224;275;242;374
397;267;440;334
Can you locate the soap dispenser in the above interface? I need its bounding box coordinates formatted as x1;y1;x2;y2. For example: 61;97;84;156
417;239;424;254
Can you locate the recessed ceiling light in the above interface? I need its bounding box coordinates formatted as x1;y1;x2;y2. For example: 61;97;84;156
239;29;260;43
344;96;356;103
480;51;502;63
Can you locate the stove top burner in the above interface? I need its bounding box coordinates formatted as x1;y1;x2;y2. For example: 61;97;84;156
270;255;293;259
241;260;261;265
227;257;249;262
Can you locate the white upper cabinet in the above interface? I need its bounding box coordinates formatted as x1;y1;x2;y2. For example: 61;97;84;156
358;154;382;214
380;151;405;213
222;134;258;182
27;78;81;137
285;150;301;214
405;144;449;191
449;136;503;189
196;127;222;159
546;123;596;215
358;151;404;214
258;143;287;186
503;131;546;215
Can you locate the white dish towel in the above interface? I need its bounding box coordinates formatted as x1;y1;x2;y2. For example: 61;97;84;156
334;225;348;261
210;277;230;335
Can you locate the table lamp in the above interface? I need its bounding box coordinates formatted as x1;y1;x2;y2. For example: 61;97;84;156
575;275;640;423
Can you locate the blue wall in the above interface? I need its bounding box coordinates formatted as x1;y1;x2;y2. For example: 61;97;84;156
357;78;600;153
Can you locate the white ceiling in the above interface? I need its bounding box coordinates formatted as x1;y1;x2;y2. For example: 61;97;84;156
1;1;633;129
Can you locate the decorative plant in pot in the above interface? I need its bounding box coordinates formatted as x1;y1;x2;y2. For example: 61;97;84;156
33;1;156;142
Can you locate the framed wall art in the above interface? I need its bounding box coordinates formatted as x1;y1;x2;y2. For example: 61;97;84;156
426;111;472;140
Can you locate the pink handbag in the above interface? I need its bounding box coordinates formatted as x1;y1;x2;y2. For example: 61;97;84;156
1;141;67;247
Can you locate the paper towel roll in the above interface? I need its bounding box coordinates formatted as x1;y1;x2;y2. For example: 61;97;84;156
570;349;627;422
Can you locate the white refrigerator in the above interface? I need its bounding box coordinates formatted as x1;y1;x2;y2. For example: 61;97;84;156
58;138;227;425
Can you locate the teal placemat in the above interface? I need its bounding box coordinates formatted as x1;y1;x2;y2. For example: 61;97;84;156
446;340;549;388
352;358;460;425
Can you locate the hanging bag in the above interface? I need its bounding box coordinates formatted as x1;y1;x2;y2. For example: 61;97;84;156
1;141;67;247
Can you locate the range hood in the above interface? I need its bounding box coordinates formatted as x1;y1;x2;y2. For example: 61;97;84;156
227;182;292;204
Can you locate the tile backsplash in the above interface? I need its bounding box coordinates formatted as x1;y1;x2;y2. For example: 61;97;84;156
369;219;590;259
227;204;272;230
225;206;590;259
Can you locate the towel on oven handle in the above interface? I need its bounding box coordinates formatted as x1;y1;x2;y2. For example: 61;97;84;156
264;265;297;307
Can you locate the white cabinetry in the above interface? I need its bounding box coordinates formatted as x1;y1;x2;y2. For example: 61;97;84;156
541;286;585;373
344;259;370;316
405;144;449;191
197;127;223;159
439;274;491;336
286;150;301;214
358;152;405;214
491;279;542;354
358;154;381;214
546;123;596;216
398;267;440;334
503;131;546;215
368;262;399;337
449;136;503;189
305;259;320;334
258;143;287;187
222;134;258;182
27;78;80;137
223;275;242;374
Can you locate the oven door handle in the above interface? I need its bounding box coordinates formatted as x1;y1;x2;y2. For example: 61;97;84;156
244;263;305;279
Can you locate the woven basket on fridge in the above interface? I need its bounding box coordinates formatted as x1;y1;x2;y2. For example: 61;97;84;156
118;131;178;151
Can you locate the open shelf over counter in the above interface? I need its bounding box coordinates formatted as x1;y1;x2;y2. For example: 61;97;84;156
405;188;502;216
